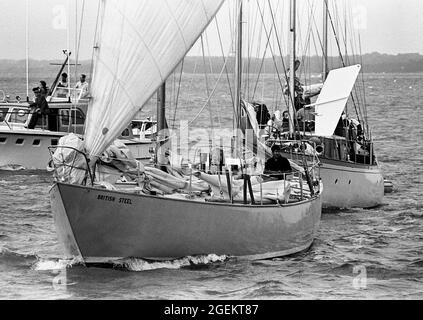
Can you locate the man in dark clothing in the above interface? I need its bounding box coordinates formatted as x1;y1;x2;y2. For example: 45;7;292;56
26;87;50;129
264;145;292;180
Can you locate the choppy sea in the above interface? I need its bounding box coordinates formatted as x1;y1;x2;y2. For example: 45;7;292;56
0;73;422;300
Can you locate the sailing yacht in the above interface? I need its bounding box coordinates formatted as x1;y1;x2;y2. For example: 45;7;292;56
244;0;384;209
48;0;323;263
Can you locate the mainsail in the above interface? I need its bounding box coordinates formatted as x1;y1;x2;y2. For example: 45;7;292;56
84;0;225;158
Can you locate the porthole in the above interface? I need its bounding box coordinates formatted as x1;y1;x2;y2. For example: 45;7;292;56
0;137;6;144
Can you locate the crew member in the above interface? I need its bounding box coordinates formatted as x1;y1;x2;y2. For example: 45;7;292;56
264;144;292;180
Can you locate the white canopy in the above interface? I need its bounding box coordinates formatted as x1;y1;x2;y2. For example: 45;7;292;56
84;0;225;158
314;65;361;137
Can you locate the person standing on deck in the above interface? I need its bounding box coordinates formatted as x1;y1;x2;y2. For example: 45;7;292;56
75;74;89;99
26;87;50;129
284;59;308;111
39;81;49;98
56;73;69;98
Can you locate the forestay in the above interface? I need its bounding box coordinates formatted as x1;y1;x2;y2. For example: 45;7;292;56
314;65;361;137
84;0;225;159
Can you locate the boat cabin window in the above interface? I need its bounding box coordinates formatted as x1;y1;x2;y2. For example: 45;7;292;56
121;128;131;137
9;108;29;124
144;122;155;131
59;109;85;126
16;138;24;145
51;139;58;146
32;139;41;146
0;137;6;144
0;108;8;122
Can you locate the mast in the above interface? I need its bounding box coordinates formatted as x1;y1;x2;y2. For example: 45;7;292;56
25;0;29;102
322;0;329;82
156;82;167;167
288;0;296;135
234;0;243;156
67;0;72;100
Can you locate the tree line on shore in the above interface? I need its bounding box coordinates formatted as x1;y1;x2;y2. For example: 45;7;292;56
1;52;422;76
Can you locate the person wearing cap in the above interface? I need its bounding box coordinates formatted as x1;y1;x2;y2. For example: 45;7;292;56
264;144;292;180
75;74;89;99
26;87;50;129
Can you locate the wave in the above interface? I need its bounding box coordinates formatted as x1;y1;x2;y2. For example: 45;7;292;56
115;254;229;272
32;257;83;271
0;247;38;266
0;165;26;171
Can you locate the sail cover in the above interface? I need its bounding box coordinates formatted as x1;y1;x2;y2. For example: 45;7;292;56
314;65;361;137
84;0;225;158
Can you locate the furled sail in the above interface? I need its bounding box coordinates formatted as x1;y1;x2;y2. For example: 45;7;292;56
314;65;361;137
84;0;225;158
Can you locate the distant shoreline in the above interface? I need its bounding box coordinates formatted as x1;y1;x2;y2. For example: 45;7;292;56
1;52;423;74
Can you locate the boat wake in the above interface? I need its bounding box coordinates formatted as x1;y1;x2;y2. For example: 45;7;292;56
32;257;84;271
115;254;229;272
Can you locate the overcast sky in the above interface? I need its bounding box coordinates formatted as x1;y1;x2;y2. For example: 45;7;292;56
0;0;422;60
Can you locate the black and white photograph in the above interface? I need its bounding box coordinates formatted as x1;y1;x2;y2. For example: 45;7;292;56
0;0;421;304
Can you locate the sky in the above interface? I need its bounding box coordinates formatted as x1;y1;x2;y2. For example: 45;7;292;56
0;0;422;60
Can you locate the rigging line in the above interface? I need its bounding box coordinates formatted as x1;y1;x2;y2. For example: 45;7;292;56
336;3;367;139
345;9;366;132
155;51;232;145
171;60;184;129
251;8;275;100
214;16;234;109
327;7;363;127
253;0;264;77
250;0;281;102
299;0;315;87
85;0;103;134
201;35;215;132
358;33;370;136
249;1;261;100
249;0;263;100
265;0;297;128
75;0;86;86
307;0;324;56
257;0;290;97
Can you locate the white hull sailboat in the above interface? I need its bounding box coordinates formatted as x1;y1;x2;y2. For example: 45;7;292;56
240;0;385;210
48;0;323;264
318;159;383;209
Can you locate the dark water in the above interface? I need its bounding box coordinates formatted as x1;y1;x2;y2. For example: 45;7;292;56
0;73;422;299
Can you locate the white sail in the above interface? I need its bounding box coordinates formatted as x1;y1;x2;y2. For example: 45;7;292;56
84;0;225;158
314;65;361;137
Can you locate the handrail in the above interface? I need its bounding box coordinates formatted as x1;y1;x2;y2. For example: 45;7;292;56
48;145;94;186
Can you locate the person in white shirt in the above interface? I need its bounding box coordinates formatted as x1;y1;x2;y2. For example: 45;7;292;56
56;73;69;98
75;74;89;99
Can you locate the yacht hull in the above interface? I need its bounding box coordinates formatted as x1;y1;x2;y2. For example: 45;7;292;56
0;130;63;170
0;130;153;170
319;159;384;209
50;182;322;263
